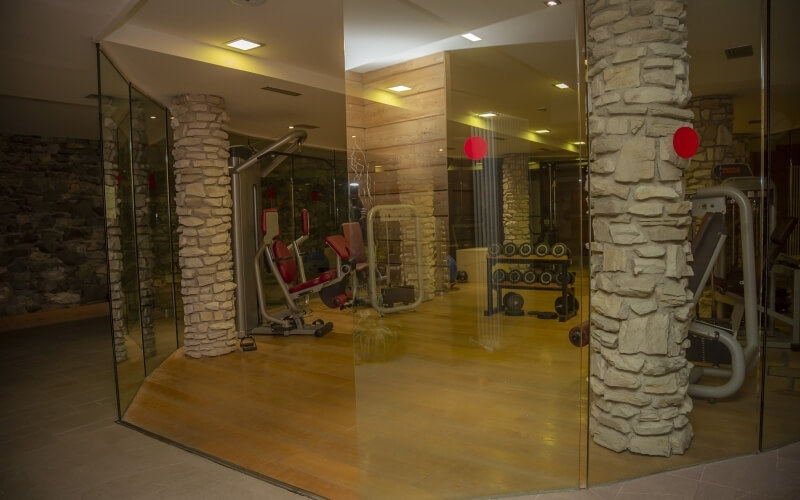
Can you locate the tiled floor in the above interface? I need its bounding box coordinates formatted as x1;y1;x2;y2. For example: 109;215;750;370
1;316;798;499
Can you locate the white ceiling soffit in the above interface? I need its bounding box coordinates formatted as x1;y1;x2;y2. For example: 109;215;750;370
343;0;571;72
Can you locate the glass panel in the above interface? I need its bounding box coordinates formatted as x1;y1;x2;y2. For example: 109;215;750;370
346;2;586;497
130;87;179;375
587;0;764;484
761;0;800;449
98;52;144;414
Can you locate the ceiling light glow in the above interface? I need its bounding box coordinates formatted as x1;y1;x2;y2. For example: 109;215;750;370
478;112;496;118
461;33;482;42
545;0;562;6
388;85;411;92
554;83;569;89
226;38;262;51
535;129;551;134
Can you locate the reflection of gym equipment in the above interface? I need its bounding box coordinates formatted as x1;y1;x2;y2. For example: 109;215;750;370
686;185;761;400
253;208;351;336
230;130;348;343
704;168;800;350
502;292;525;316
485;251;576;321
344;204;424;315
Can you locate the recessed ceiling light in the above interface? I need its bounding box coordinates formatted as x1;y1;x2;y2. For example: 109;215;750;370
226;38;262;51
554;83;569;89
388;85;411;92
149;115;157;119
478;112;496;118
573;141;586;145
535;129;551;134
461;33;482;42
229;0;266;6
288;125;294;129
545;0;561;6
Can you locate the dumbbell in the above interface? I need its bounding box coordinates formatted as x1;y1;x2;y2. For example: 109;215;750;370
523;270;537;284
518;242;533;257
492;269;507;284
539;270;553;285
503;241;518;256
534;242;551;257
488;243;502;257
551;242;569;258
508;269;522;283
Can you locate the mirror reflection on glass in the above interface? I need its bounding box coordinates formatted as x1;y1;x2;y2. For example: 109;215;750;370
345;1;586;497
761;0;800;450
99;53;144;413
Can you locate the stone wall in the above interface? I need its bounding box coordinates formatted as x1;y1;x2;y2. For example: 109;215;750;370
0;134;107;317
169;94;237;358
586;0;695;457
686;95;734;193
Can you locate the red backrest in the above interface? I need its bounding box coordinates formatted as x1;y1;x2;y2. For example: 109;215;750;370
325;234;351;260
341;222;365;263
301;208;309;235
272;240;297;284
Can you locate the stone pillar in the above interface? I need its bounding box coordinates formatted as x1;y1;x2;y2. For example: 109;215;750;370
502;154;531;246
586;0;695;457
131;99;156;358
398;171;437;299
169;95;236;358
102;97;128;363
686;95;735;194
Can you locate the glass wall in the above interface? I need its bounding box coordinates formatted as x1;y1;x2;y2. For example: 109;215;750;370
345;1;587;497
99;51;179;414
102;0;800;498
761;0;800;450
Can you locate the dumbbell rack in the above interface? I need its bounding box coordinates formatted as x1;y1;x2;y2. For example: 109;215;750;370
484;254;576;321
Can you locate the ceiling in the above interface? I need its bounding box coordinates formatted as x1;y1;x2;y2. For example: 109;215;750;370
1;0;797;155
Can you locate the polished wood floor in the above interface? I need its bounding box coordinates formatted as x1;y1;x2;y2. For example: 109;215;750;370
122;278;800;499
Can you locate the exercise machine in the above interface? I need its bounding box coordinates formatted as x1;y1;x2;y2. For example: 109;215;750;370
342;204;424;315
252;207;351;336
229;130;348;341
687;185;760;400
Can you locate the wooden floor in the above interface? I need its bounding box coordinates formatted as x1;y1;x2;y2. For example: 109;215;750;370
122;279;800;499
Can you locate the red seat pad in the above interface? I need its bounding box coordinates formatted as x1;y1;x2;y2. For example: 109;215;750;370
288;270;337;294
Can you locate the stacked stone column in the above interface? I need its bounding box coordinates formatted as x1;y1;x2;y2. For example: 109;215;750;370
502;154;532;246
586;0;695;456
169;95;236;358
398;170;438;299
102;97;128;363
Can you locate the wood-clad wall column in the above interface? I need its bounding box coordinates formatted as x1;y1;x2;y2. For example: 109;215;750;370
346;53;449;298
586;0;695;456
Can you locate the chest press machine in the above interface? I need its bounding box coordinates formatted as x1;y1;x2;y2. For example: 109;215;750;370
230;131;352;344
686;185;761;401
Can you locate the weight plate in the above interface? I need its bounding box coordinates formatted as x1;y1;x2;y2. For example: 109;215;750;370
534;242;551;257
518;242;533;257
508;269;522;283
503;242;518;256
539;271;553;285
